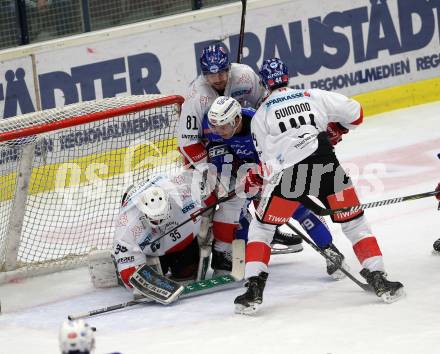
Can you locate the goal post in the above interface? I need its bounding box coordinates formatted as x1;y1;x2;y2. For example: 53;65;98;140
0;94;184;283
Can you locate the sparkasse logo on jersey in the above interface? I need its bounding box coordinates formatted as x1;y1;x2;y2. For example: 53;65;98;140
265;92;305;108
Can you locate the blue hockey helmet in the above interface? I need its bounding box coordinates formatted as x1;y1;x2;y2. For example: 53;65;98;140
259;58;289;90
200;44;230;75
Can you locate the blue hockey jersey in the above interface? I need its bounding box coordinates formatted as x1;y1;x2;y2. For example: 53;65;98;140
202;107;259;173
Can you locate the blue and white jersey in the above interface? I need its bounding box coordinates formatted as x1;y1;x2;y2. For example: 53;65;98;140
202;107;260;173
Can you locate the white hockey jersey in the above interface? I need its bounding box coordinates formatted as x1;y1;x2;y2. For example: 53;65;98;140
113;172;213;276
251;88;363;175
178;63;264;165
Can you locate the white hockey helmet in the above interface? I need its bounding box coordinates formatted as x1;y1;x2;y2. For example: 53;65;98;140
208;96;242;128
59;320;95;354
136;186;171;226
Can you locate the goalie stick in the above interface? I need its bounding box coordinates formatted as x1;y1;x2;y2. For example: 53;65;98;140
285;220;372;292
67;239;245;320
302;190;440;217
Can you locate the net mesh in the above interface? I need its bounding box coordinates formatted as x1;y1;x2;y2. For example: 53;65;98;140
0;94;183;273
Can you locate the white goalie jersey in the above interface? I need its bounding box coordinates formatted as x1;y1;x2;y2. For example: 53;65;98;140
178;63;264;165
113;172;216;285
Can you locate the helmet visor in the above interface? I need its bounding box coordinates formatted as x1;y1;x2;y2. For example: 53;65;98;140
208;117;239;139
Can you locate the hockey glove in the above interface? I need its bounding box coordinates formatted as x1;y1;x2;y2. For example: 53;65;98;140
243;167;264;194
327;122;349;146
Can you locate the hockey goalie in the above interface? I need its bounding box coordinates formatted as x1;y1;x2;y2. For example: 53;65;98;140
88;168;246;303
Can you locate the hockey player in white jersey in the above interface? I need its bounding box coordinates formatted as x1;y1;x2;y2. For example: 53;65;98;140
234;58;405;314
178;44;264;166
205;96;349;279
113;172;216;288
178;44;265;274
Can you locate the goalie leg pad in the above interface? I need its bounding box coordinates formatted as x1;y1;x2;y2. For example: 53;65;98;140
88;250;119;288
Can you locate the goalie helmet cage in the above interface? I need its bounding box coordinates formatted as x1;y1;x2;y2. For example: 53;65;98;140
0;94;184;284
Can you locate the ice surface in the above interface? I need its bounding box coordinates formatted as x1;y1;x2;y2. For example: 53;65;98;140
0;102;439;354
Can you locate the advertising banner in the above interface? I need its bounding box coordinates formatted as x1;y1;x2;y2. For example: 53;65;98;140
0;0;439;119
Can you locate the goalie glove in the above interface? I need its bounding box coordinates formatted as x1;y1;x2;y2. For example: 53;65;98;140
327;122;349;146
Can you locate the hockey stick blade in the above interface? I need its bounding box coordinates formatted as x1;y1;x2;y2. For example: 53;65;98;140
285;220;372;292
67;240;245;320
270;246;303;255
303;190;440;216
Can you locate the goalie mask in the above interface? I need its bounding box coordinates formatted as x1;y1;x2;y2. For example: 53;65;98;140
59;320;95;354
207;96;242;139
136;186;171;226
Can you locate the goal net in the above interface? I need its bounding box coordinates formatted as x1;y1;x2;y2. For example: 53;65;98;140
0;94;184;282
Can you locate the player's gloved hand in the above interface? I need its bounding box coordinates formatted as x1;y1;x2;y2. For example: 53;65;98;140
243;167;264;194
435;182;440;201
327;122;349;145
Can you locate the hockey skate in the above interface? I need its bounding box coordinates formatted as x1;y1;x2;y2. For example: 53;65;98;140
432;238;440;255
323;243;348;280
270;227;303;255
360;269;405;303
234;272;268;315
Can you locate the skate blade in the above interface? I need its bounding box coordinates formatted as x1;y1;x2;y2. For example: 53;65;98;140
271;244;303;255
381;287;405;304
329;269;347;281
329;263;350;281
234;303;261;315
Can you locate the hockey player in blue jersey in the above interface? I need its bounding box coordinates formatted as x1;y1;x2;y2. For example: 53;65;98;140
204;96;348;279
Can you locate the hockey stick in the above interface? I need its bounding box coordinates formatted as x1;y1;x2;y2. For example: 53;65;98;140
67;240;245;320
196;212;214;280
141;189;237;247
302;190;440;217
436;152;440;210
284;220;372;292
236;0;247;63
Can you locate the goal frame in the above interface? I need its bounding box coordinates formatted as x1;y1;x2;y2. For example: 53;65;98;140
0;95;184;284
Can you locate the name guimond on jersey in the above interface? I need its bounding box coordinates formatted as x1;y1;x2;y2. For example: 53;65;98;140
274;102;311;120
